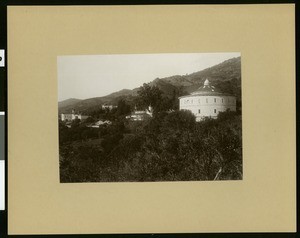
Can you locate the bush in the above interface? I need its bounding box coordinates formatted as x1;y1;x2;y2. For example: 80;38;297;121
59;108;242;182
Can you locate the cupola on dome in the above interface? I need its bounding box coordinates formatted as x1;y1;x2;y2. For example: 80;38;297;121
204;79;210;86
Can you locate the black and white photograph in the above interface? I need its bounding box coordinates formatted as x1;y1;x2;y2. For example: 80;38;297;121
58;53;242;183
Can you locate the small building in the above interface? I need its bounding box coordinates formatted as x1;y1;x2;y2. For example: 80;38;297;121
102;104;117;110
61;109;89;122
126;106;153;121
87;120;112;128
178;79;236;121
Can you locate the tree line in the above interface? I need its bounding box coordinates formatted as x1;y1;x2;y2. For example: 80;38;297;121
59;83;242;182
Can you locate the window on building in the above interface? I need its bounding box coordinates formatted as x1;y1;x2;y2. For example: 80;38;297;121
214;109;216;113
198;109;201;114
198;99;201;104
206;98;208;103
214;98;216;103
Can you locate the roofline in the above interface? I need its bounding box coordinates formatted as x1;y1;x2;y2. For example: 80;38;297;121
178;93;236;99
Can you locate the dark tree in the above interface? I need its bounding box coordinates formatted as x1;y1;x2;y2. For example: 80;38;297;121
136;83;162;113
115;99;131;117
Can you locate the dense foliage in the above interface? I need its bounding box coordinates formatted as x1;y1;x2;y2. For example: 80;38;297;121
59;108;242;182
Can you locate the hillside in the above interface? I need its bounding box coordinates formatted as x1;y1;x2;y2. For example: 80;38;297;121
58;88;139;114
58;98;82;108
59;56;241;113
159;56;241;96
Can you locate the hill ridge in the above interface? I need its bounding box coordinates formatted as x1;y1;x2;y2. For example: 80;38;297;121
59;56;241;114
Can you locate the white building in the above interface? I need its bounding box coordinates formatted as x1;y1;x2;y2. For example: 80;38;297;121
87;120;112;128
61;109;89;122
179;79;236;121
102;104;117;110
126;106;153;121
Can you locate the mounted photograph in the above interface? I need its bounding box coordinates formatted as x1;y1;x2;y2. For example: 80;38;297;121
58;53;242;183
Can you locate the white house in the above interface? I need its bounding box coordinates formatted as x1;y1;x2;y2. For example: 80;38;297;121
179;79;236;121
126;106;153;121
102;104;117;110
61;109;89;122
87;120;112;128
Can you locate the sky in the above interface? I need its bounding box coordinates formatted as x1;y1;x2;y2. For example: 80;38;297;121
57;52;241;102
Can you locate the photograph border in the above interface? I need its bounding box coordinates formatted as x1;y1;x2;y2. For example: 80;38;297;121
3;1;297;237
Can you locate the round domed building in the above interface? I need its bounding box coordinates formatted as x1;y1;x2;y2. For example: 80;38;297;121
179;79;236;121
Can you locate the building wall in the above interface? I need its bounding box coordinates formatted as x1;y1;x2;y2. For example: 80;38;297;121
61;113;89;121
61;114;73;121
72;114;81;120
179;95;236;121
102;105;117;110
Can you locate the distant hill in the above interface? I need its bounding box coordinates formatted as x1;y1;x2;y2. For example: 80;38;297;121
59;56;241;114
106;88;137;98
58;98;82;108
156;56;241;96
58;89;139;114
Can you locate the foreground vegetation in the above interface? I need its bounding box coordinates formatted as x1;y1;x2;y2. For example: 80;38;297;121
59;109;242;182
